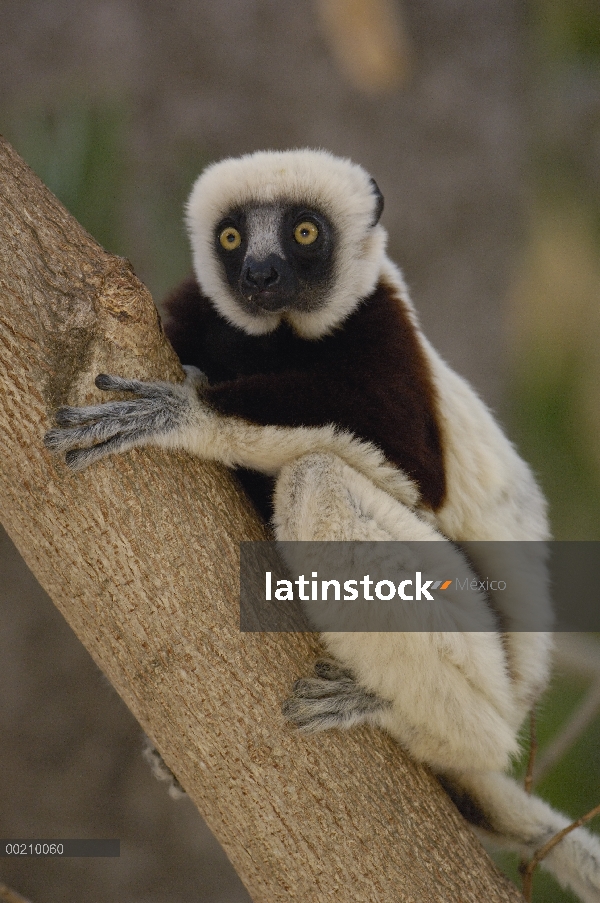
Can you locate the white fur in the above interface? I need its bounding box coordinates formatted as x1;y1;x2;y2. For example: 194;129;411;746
179;158;600;894
178;152;600;901
272;450;599;899
58;149;598;900
460;772;600;903
246;206;284;260
186;149;387;337
156;227;557;773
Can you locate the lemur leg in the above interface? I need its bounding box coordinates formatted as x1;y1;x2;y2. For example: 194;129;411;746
275;453;519;771
272;450;434;543
276;452;404;732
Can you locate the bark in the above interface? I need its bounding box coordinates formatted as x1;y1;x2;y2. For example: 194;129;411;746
0;136;523;903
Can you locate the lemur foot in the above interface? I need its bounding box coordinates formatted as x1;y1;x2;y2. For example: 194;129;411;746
282;659;388;731
44;367;207;471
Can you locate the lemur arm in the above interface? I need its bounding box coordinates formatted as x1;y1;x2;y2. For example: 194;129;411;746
44;369;419;507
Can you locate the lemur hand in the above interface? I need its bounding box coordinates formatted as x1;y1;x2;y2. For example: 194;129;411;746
44;366;207;471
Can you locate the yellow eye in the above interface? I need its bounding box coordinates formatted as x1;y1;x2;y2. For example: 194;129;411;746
294;221;319;245
219;226;242;250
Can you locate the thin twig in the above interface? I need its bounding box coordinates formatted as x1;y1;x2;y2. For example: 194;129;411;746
519;707;538;891
521;802;600;901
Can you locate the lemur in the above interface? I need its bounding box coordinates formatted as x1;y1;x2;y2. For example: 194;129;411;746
45;149;600;902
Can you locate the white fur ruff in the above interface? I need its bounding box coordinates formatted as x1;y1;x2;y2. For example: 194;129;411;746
186;149;387;337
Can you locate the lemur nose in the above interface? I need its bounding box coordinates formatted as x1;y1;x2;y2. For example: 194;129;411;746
243;257;281;291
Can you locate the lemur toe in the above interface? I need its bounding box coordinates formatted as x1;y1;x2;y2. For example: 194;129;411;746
313;658;354;681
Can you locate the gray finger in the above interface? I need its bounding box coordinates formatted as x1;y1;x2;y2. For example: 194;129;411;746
64;432;143;471
95;374;174;398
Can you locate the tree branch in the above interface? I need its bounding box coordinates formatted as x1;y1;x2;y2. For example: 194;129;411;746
0;135;523;902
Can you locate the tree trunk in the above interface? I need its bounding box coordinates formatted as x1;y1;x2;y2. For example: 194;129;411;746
0;136;523;903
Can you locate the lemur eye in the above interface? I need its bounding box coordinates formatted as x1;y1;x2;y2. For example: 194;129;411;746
219;226;242;250
294;221;319;245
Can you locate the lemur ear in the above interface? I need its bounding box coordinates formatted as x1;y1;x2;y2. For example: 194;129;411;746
369;178;384;225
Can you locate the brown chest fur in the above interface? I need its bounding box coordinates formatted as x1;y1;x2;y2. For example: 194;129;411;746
164;277;446;520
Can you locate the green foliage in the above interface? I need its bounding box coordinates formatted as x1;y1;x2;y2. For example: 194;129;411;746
533;0;600;65
139;146;210;303
7;101;128;254
2;99;208;305
505;6;600;899
510;353;600;539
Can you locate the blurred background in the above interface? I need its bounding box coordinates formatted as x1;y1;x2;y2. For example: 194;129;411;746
0;0;598;900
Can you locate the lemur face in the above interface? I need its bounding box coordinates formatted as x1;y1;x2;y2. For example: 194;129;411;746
186;149;388;338
214;203;335;316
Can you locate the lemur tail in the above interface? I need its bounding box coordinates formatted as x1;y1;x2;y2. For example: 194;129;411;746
441;771;600;903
